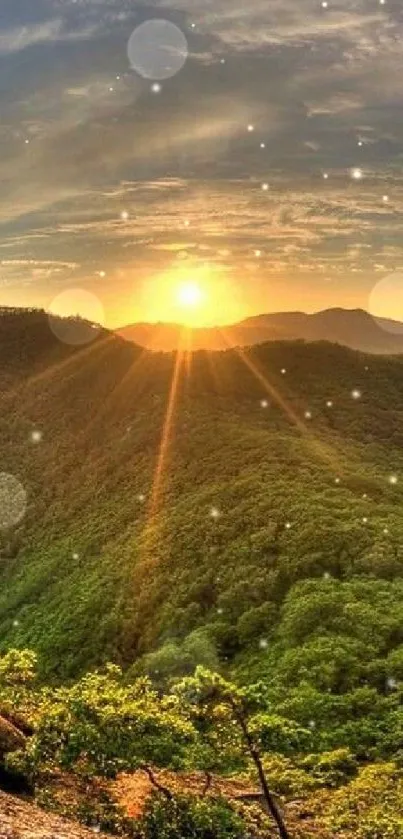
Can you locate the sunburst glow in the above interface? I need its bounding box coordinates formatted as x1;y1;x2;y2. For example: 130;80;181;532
137;263;243;327
176;282;204;309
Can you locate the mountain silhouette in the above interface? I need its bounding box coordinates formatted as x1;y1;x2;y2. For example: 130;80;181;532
117;308;403;354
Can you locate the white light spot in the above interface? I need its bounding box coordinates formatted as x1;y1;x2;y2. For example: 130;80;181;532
382;195;389;203
137;494;146;503
362;517;368;523
247;124;255;132
151;82;162;93
383;527;389;535
389;475;398;485
260;399;269;408
210;507;221;520
254;249;262;258
351;389;361;400
259;639;268;650
304;411;312;420
99;270;106;278
387;677;397;689
335;478;341;484
285;522;292;530
261;182;269;191
351;167;363;180
321;1;328;7
128;19;188;80
13;620;19;627
72;552;80;560
323;172;329;180
217;607;223;615
120;210;129;220
30;430;42;444
326;400;333;408
281;368;286;375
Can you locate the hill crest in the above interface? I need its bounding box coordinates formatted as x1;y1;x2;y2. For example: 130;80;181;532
116;307;403;354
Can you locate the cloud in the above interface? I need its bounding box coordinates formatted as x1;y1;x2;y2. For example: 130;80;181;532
0;19;99;56
0;0;402;320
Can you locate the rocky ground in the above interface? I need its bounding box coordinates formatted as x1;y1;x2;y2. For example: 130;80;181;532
0;791;106;839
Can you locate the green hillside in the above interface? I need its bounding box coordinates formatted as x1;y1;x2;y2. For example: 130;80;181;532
1;309;403;836
0;309;403;706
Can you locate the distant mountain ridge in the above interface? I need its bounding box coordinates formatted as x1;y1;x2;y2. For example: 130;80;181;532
117;308;403;354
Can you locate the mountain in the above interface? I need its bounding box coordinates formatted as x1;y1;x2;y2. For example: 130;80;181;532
1;307;403;837
1;307;403;690
117;307;403;354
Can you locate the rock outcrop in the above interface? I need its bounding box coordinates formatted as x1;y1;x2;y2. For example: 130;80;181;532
0;718;26;758
0;790;107;839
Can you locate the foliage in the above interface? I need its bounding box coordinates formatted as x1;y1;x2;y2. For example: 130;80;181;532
18;667;195;781
136;794;258;839
299;749;358;788
2;327;403;695
0;649;37;686
0;651;402;837
1;318;403;833
175;667;307;772
313;762;403;837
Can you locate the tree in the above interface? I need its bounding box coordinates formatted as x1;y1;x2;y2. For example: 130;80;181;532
23;665;196;784
174;667;308;839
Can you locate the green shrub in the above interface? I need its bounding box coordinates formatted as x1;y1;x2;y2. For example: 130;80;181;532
136;794;259;839
314;762;403;837
300;748;358;787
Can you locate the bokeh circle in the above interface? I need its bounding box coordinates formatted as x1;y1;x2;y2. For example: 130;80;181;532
127;19;188;80
0;473;27;529
48;289;105;346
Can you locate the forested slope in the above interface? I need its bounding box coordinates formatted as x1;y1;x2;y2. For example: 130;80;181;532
0;309;402;706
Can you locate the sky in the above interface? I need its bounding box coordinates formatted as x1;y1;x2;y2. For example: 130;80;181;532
1;0;403;327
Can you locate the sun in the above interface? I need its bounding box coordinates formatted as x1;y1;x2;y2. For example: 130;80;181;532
137;262;244;328
176;282;204;309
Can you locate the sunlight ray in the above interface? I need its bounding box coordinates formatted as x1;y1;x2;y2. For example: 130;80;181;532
0;333;118;401
147;332;187;518
218;327;344;477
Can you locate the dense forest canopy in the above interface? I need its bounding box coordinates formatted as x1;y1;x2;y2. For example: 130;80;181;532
0;310;402;835
0;310;403;688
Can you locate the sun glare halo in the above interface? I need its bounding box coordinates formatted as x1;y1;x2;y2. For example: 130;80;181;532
136;263;244;328
176;282;204;308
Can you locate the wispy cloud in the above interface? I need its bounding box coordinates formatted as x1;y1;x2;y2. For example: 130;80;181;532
0;19;99;56
0;0;402;320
